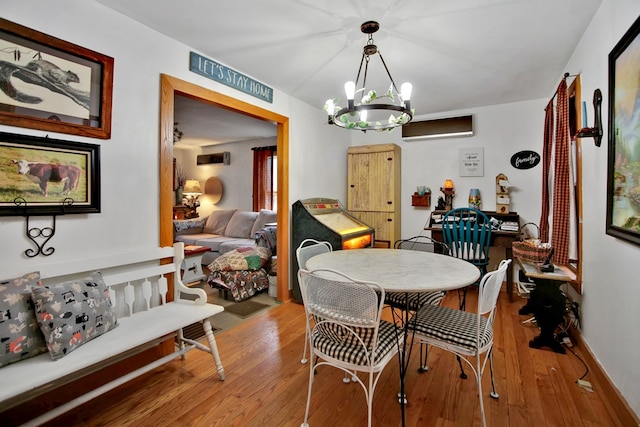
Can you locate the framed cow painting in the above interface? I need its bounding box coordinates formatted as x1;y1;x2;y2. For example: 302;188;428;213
0;18;113;139
0;132;100;216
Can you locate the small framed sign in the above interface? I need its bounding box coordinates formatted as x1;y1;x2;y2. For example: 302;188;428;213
459;147;484;177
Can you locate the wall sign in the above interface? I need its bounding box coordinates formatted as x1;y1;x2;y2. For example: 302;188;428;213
189;52;273;103
459;147;484;177
510;150;540;169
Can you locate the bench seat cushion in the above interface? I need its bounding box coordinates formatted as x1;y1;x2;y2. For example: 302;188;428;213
0;301;223;407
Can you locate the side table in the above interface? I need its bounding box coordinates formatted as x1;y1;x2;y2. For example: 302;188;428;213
516;258;576;354
182;245;211;285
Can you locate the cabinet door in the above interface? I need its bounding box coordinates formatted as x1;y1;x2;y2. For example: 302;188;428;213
348;150;397;212
351;211;395;243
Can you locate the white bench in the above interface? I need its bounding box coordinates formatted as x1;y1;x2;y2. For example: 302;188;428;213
0;242;224;426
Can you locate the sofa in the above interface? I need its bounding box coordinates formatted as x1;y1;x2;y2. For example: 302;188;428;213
173;208;277;266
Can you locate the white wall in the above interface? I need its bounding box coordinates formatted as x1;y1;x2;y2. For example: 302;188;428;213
350;99;546;238
0;0;346;276
175;138;275;216
563;0;640;416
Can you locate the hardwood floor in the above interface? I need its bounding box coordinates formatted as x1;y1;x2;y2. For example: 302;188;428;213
32;289;627;426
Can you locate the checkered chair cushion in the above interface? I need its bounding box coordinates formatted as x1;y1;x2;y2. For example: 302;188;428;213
385;290;445;311
311;320;401;366
410;303;492;352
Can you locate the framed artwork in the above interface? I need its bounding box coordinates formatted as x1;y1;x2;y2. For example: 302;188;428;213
0;18;113;139
606;15;640;246
459;147;484;177
0;131;101;216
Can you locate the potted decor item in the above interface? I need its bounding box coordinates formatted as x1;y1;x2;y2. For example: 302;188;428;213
412;186;431;207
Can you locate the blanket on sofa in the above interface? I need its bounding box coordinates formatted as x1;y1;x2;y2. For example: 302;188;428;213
206;247;272;301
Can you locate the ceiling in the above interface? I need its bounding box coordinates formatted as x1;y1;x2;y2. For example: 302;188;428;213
97;0;603;146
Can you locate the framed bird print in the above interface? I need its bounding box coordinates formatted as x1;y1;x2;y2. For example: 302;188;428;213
0;18;113;139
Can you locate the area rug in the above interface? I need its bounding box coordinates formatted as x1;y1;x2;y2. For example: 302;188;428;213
224;300;269;318
178;321;220;341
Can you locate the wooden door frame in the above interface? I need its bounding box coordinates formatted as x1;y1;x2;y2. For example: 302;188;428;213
159;74;290;302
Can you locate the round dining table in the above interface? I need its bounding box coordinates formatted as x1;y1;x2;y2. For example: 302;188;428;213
306;248;480;292
306;248;481;427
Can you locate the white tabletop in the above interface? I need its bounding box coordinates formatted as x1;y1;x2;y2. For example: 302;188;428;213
306;248;480;293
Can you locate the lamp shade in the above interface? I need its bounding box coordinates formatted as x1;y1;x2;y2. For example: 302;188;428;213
183;179;202;194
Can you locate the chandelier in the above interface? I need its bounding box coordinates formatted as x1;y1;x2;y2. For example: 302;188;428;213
324;21;413;132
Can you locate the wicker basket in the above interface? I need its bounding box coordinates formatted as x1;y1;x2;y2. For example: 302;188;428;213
512;241;552;263
512;222;552;262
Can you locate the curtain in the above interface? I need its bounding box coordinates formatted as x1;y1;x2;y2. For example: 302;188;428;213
252;146;277;211
552;79;571;265
539;101;554;243
539;79;571;265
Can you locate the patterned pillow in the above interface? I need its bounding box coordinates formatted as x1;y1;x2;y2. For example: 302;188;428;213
0;272;47;367
31;271;118;360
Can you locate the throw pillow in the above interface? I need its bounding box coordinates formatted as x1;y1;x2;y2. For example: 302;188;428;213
203;209;237;235
225;211;259;238
31;271;118;360
0;272;47;367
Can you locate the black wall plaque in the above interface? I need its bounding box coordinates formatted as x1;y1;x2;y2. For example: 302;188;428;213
511;150;540;170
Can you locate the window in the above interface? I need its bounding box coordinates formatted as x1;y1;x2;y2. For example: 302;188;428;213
252;145;277;211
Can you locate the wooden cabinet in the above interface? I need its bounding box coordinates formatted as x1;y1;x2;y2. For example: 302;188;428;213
347;144;401;246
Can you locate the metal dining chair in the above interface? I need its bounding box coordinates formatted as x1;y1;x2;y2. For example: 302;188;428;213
296;239;333;365
384;236;449;372
441;207;492;310
298;268;403;427
408;259;511;427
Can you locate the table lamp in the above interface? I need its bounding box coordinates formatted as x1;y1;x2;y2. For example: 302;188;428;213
183;179;202;216
440;179;455;211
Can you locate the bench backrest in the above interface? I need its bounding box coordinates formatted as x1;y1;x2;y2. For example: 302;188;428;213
35;242;205;319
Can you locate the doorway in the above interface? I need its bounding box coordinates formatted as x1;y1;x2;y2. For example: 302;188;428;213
159;74;290;301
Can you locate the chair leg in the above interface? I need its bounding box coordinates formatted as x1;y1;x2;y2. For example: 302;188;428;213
457;355;467;379
418;342;429;372
476;356;487;427
489;349;499;399
301;360;315;427
301;328;308;364
458;287;468;311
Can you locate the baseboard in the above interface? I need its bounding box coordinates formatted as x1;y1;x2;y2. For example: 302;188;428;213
568;327;640;426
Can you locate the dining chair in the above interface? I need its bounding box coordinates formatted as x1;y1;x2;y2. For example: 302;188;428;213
298;268;403;427
408;259;511;427
384;236;449;372
441;207;492;310
296;239;333;365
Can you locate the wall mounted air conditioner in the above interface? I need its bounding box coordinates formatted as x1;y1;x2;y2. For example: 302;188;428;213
402;115;473;141
197;151;230;165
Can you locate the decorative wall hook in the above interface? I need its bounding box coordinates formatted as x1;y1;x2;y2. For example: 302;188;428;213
577;88;603;147
14;197;74;257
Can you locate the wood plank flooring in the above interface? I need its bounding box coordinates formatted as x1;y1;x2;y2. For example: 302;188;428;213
22;289;629;426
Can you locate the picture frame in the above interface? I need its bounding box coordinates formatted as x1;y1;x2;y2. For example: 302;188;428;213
606;15;640;246
459;147;484;177
0;18;113;139
0;131;101;216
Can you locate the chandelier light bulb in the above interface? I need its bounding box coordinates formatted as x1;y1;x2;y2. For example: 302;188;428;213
325;99;335;115
344;81;356;100
401;82;413;101
360;109;368;122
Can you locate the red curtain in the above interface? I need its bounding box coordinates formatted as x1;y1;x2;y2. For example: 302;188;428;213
539;101;554;243
551;79;570;265
252;146;276;211
539;79;570;265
